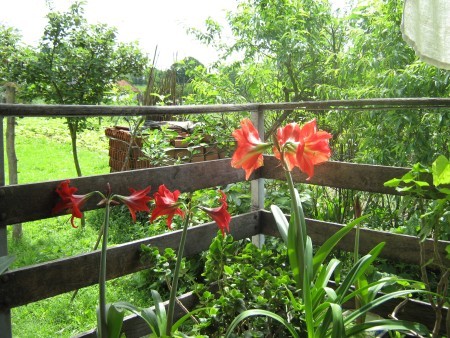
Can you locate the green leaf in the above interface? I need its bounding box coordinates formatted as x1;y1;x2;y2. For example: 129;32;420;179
383;178;402;187
105;304;125;338
113;301;160;336
432;155;450;186
315;306;334;338
271;204;289;244
0;255;15;275
330;303;345;338
287;187;309;289
305;236;314;282
172;307;211;332
313;215;369;275
223;309;300;338
223;265;233;275
355;273;369;305
303;253;314;338
438;187;450;195
346;319;429;336
342;277;396;305
152;290;167;335
287;207;301;288
311;260;340;312
344;289;426;325
314;258;340;292
335;242;385;304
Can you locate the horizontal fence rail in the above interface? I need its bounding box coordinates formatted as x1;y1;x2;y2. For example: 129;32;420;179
0;213;260;310
1;209;447;327
1;97;450;117
260;211;449;267
0;157;437;227
262;156;413;194
0;159;245;227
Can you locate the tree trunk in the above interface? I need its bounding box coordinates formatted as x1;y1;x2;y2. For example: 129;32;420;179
67;118;83;177
5;84;22;240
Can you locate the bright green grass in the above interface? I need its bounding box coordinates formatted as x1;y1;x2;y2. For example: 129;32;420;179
4;117;152;337
6;117;110;183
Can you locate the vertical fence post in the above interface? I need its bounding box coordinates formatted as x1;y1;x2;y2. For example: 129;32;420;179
251;107;265;248
5;85;21;240
0;87;12;338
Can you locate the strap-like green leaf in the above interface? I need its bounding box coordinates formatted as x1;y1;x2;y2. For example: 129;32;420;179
0;255;15;275
105;304;125;338
335;242;385;303
314;306;333;338
287;188;308;288
344;289;427;325
287;208;302;288
342;277;397;305
313;215;369;276
224;309;299;338
271;204;289;244
330;303;345;338
171;307;210;333
113;301;159;336
152;290;168;335
305;237;314;283
303;258;314;338
313;259;341;296
346;319;429;337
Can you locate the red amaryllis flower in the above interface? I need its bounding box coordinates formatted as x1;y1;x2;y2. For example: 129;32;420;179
150;184;185;229
115;186;152;222
199;191;231;236
296;119;332;179
274;122;302;171
52;180;92;228
231;118;270;180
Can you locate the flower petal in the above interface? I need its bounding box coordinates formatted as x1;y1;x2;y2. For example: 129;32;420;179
150;185;184;229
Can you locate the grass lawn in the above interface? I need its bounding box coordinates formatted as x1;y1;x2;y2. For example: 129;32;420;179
3;117;152;337
6;117;110;183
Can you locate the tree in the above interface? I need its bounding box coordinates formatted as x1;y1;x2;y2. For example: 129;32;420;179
191;0;343;103
172;57;203;85
0;24;28;240
22;2;147;176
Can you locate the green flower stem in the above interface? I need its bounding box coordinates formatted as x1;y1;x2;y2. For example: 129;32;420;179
166;209;191;336
71;224;104;303
99;200;110;338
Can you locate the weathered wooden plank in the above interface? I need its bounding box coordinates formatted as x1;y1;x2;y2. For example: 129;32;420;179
0;157;438;227
0;212;260;310
0;103;259;117
0;159;246;227
260;97;450;111
260;210;450;267
0;98;449;117
261;156;412;195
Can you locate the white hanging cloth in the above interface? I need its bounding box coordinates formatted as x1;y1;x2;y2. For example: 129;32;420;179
401;0;450;70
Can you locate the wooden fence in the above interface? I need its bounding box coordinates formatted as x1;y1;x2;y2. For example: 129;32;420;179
0;99;449;337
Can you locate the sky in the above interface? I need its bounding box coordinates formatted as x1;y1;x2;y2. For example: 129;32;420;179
0;0;238;70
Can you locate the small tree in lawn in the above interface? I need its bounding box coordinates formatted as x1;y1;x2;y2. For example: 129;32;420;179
0;24;31;239
22;1;147;177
